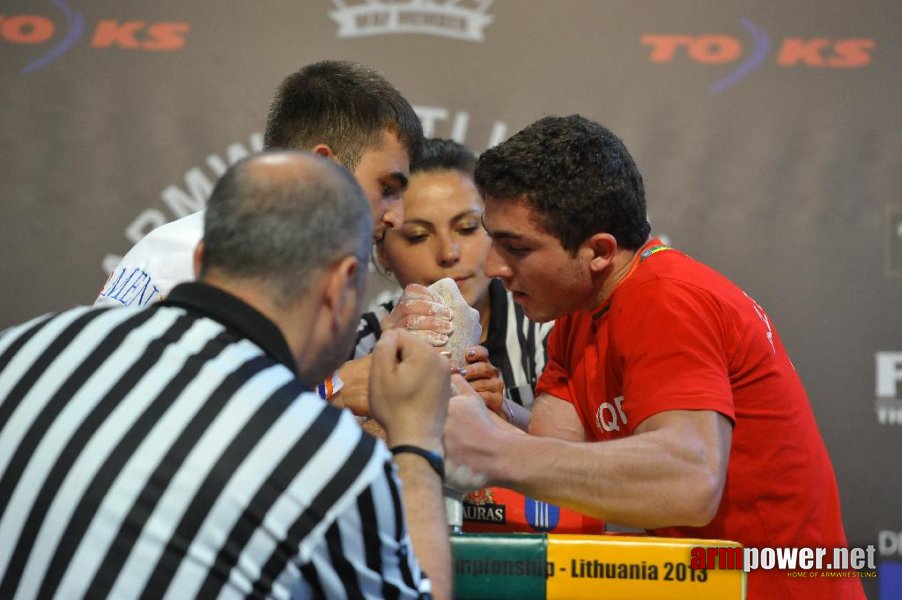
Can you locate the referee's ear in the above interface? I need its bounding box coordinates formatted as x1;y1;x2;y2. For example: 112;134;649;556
322;254;363;332
193;241;205;279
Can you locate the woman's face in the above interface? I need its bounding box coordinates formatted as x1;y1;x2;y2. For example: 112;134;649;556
378;169;491;307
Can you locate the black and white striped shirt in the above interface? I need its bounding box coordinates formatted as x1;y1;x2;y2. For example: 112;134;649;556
354;279;553;409
0;282;430;599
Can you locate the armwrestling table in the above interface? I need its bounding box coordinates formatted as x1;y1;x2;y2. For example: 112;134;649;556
451;533;746;599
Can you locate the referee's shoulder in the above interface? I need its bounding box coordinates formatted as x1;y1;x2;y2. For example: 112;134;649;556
280;381;389;462
1;303;121;339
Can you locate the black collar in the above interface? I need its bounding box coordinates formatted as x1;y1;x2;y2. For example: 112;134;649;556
162;282;299;377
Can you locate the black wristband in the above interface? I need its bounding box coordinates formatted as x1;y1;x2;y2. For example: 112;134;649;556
390;445;445;480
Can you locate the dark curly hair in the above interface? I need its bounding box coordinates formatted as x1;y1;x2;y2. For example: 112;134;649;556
474;115;650;252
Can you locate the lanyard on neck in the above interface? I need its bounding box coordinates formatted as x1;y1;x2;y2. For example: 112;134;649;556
592;240;672;319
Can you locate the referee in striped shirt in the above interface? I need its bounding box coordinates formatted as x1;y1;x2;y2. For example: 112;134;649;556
0;151;451;599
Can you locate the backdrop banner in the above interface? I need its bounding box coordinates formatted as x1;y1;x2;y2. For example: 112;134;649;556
2;2;900;597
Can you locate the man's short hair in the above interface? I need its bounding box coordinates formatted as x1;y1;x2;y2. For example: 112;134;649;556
201;151;372;306
263;60;424;171
474;115;651;252
411;138;477;176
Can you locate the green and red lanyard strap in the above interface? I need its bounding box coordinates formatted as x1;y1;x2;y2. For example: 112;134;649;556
593;240;673;319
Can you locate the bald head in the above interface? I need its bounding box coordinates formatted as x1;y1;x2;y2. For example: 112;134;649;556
200;150;372;306
244;152;331;186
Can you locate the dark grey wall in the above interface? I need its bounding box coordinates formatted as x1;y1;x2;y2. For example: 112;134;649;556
2;2;900;597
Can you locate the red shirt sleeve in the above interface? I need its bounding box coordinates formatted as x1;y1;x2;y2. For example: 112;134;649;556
611;278;736;432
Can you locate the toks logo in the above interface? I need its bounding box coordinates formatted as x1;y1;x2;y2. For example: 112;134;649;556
2;0;190;74
330;0;493;41
641;17;875;94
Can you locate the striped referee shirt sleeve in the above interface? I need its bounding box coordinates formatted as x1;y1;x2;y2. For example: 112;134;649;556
279;451;432;599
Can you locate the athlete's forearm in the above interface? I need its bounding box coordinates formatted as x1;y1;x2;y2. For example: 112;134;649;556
486;412;731;530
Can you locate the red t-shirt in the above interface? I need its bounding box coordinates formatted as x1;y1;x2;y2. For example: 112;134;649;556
535;240;863;599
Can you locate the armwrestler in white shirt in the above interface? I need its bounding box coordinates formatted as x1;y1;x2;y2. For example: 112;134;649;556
96;211;202;309
95;61;455;406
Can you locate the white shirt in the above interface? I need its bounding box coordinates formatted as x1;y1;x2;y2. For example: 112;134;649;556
95;211;205;307
94;210;344;398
